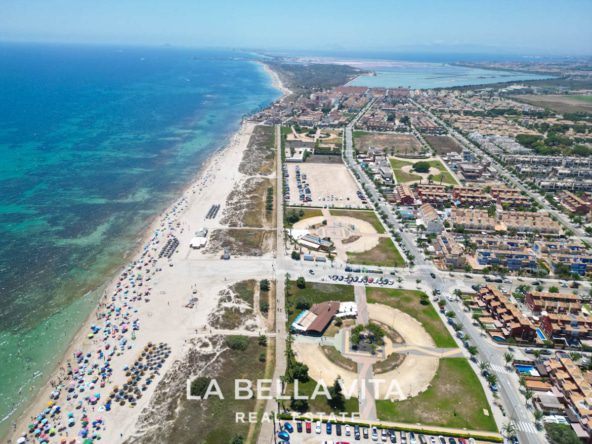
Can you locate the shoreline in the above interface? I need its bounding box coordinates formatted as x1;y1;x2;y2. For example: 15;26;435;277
6;64;290;443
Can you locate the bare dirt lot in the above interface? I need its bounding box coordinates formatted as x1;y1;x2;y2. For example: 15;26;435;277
286;162;366;208
516;94;592;114
354;132;423;156
424;135;463;155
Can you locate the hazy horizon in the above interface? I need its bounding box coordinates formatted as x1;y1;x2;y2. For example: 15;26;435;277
1;0;591;57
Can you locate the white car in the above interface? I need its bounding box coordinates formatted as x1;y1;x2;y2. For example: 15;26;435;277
315;422;322;434
345;424;351;436
372;426;379;441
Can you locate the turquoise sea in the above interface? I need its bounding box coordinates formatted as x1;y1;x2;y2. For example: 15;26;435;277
347;61;553;89
0;43;278;435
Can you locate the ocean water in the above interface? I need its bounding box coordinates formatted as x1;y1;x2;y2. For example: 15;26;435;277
0;43;278;433
347;61;553;89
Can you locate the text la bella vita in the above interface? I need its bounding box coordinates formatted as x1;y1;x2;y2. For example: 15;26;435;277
187;378;405;401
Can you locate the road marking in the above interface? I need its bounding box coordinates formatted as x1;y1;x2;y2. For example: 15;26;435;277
491;364;513;375
513;421;538;434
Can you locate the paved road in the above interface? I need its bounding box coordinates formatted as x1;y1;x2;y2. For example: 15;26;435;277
413;98;592;245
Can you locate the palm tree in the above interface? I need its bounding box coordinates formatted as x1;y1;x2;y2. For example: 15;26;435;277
486;374;498;386
502;422;517;438
468;346;478;357
504;352;514;367
524;389;534;406
534;409;544;426
533;349;542;360
479;361;491;373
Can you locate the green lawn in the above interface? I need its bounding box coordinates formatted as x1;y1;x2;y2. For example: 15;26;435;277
330;208;386;233
389;158;459;185
346;237;406;267
366;288;456;348
285;206;324;227
572;95;592;103
376;358;497;432
424;159;460;185
286;281;355;326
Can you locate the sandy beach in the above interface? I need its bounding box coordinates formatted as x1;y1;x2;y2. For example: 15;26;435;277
7;64;289;443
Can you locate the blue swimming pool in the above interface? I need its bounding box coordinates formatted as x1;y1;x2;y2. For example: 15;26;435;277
536;328;547;341
515;364;540;377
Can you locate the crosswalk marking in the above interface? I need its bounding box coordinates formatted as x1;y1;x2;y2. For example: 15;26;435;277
513;421;537;434
490;364;512;375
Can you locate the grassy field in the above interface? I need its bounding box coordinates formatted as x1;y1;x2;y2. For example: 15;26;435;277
284;206;324;227
330;208;386;233
346;237;405;267
424;135;462;155
376;358;497;432
515;94;592;114
424;159;459;185
366;288;456;348
286;281;355;326
389;158;458;185
389;158;422;183
210;280;256;329
354;132;422;155
321;345;358;372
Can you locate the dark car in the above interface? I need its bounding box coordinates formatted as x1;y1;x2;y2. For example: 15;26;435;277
326;422;332;434
363;427;369;439
448;438;457;444
296;421;302;433
283;423;293;433
336;423;342;436
430;272;436;279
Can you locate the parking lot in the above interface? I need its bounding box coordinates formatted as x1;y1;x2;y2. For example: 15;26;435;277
285;162;366;208
277;420;481;444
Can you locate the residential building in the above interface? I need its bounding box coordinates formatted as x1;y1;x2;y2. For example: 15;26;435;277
499;211;561;235
475;285;536;342
540;313;592;345
450;208;497;232
415;184;449;207
558;191;592;215
392;184;416;205
525;291;582;315
545;357;592;440
434;232;466;268
417;203;443;234
476;249;537;272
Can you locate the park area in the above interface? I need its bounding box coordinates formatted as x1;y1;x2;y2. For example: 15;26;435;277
389;157;459;185
353;131;424;156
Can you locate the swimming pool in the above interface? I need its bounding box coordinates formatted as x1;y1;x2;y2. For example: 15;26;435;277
515;364;540;377
536;328;547;341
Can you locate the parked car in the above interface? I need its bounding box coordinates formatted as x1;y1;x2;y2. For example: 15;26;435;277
315;422;322;434
296;421;302;433
305;421;311;433
283;422;293;433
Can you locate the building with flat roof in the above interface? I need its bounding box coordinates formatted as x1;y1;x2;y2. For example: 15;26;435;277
434;232;465;268
476;249;537;272
499;211;561;235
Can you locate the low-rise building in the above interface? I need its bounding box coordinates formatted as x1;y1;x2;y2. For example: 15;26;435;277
499;211;561;235
417;203;443;234
544;357;592;440
540;313;592;345
476;249;537;272
525;291;582;315
415;184;449;207
434;232;466;268
450;208;497;232
475;285;536;342
558;191;592;215
392;184;416;205
452;187;493;207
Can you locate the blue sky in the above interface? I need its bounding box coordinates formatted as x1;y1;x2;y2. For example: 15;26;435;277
1;0;591;55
